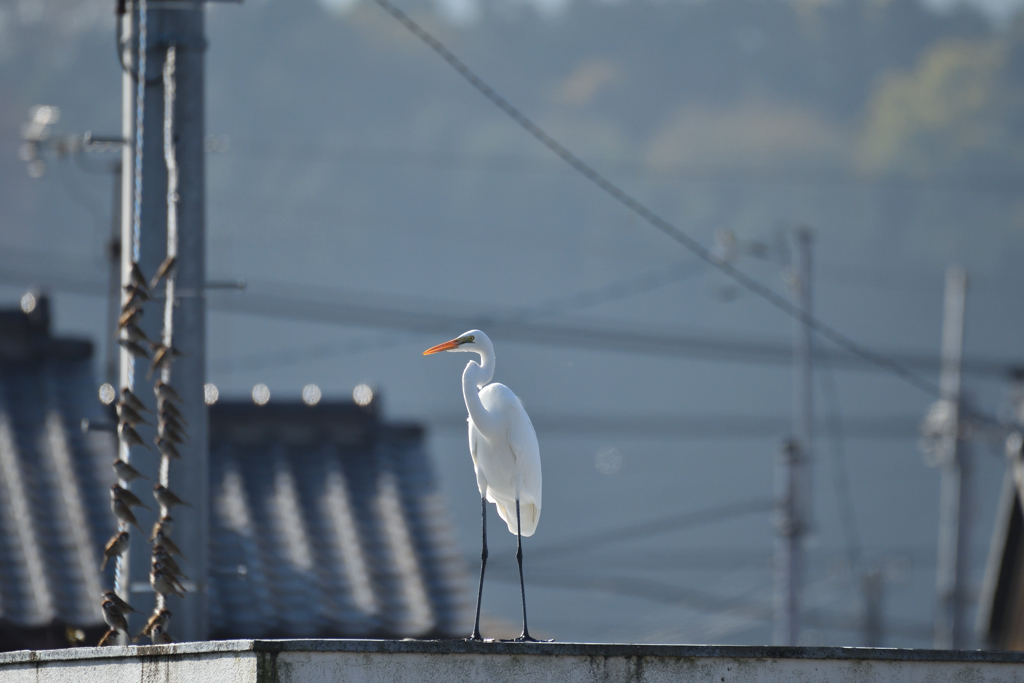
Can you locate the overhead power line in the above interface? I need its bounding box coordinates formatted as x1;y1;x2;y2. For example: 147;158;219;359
0;262;1018;378
527;498;775;562
368;0;958;401
424;412;921;440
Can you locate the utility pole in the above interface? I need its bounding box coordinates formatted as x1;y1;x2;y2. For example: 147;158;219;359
930;265;969;649
775;227;813;646
118;0;209;642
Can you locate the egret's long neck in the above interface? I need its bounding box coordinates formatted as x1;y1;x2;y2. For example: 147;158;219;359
462;345;499;434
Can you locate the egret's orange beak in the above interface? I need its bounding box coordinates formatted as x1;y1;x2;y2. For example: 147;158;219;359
423;338;461;355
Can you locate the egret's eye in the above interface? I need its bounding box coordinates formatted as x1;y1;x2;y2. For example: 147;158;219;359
461;335;475;344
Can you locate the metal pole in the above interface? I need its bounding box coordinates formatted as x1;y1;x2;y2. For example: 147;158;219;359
775;227;813;646
105;163;122;386
934;265;968;649
120;0;208;642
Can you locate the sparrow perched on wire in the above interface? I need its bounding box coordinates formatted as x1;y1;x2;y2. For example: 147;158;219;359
118;338;152;359
153;529;183;558
157;422;187;445
116;402;150;427
113;459;148;483
101;599;130;638
122;291;148;313
158;399;187;426
151;563;186;597
118;422;151;450
128;262;151;296
121;387;153;414
148;344;183;379
158;418;188;444
100;531;130;570
120;322;153;347
112;498;143;533
102;590;138;615
154;484;190;509
154;379;183;404
134;607;172;643
112;484;150;510
150;255;176;290
117;304;143;330
150;514;173;541
124;282;152;301
155;436;181;460
152;546;188;579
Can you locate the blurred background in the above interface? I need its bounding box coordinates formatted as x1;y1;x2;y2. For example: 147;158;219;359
2;0;1024;648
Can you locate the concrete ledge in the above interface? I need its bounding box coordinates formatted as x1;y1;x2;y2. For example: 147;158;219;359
3;639;1024;682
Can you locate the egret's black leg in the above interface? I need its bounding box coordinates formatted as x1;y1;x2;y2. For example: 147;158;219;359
467;496;487;641
514;499;538;642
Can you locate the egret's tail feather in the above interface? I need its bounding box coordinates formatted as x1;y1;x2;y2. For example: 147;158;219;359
493;496;540;537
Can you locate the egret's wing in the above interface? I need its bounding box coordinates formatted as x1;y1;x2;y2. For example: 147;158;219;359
505;394;542;536
468;421;489;499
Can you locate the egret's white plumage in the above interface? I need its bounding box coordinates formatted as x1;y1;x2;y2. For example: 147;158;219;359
424;329;544;641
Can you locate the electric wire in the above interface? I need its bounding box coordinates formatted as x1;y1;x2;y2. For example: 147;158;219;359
527;498;775;562
369;0;949;402
0;261;1018;379
210;258;705;373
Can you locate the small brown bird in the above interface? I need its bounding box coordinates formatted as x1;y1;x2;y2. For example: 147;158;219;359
154;380;183;404
100;531;130;570
152;546;187;579
158;418;188;444
148;345;182;379
158;411;186;433
118;422;151;450
112;484;150;510
158;399;187;426
113;459;148;483
121;387;152;414
124;282;152;301
117;305;143;330
149;622;173;645
102;590;138;615
101;599;129;636
129;262;151;295
118;338;151;359
150;255;176;289
150;514;173;541
122;290;147;312
120;322;153;346
112;498;143;533
150;564;186;597
134;607;172;643
154;484;190;509
153;529;182;558
155;436;181;460
156;423;186;445
116;402;150;427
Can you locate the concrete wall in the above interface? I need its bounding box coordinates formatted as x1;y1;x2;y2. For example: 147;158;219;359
3;640;1024;683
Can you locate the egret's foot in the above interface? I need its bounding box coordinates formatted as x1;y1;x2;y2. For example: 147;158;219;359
512;632;553;642
464;632;484;642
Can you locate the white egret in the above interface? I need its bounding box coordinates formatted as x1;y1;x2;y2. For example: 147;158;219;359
423;330;542;642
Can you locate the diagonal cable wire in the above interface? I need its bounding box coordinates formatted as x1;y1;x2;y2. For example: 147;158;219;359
369;0;946;401
527;498;775;562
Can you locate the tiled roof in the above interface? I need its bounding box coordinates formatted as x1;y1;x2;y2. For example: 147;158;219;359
0;298;471;649
208;402;471;639
0;298;116;634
